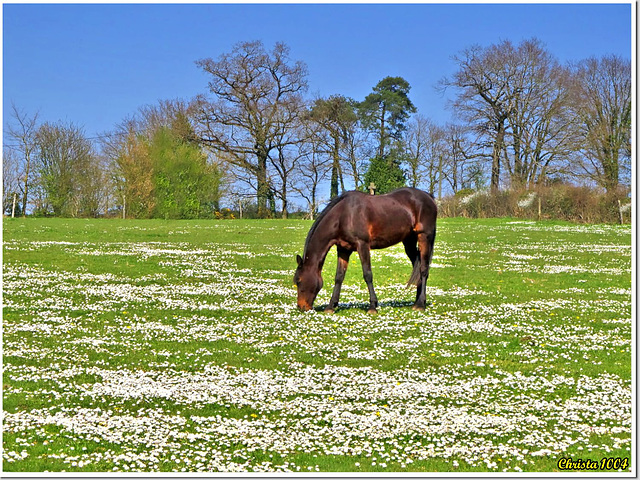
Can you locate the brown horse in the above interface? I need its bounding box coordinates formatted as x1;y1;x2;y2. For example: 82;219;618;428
294;187;437;313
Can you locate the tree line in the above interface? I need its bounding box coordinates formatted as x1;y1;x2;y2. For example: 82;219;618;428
3;38;631;219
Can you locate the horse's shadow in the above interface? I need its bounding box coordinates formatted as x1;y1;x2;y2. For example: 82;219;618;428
313;300;431;313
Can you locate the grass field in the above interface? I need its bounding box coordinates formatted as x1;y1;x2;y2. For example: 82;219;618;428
2;217;633;473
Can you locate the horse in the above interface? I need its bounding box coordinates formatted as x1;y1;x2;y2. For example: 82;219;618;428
294;187;437;313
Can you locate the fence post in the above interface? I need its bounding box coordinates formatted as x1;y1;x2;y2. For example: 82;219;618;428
538;196;542;221
11;193;17;218
618;200;624;225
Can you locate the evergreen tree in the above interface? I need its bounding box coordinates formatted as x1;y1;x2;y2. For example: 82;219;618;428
358;76;416;158
363;154;406;195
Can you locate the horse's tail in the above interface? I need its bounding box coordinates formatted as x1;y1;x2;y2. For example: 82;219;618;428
407;226;436;287
407;257;421;286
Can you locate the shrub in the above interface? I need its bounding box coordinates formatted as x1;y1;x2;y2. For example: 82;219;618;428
438;185;630;224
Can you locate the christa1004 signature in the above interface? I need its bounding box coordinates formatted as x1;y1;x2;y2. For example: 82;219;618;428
557;457;629;471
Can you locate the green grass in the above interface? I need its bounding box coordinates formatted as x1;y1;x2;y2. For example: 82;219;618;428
2;217;632;473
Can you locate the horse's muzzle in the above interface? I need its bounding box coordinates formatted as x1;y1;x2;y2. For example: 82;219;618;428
297;301;312;312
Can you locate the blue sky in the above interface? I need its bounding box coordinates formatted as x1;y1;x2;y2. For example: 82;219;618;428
3;3;633;141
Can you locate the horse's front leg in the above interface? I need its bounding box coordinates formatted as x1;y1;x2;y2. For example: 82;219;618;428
326;247;351;313
357;242;379;314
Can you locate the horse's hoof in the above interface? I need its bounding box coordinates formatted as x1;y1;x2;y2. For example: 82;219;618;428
324;308;335;314
367;308;378;315
412;304;425;311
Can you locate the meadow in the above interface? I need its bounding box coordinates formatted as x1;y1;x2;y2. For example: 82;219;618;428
2;217;633;473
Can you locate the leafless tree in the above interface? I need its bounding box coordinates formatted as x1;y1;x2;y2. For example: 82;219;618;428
270;121;308;219
6;103;39;215
404;115;430;189
442;39;577;191
291;122;332;219
502;40;577;188
307;95;359;198
571;55;631;192
404;115;447;195
192;41;308;218
441;43;516;191
342;123;372;192
3;148;22;215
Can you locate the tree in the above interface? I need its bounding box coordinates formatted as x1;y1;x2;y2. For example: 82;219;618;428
103;99;224;219
358;76;416;158
441;43;515;192
193;41;308;218
404;116;447;195
150;127;222;219
442;39;576;191
33;121;96;217
502;40;576;188
440;124;484;194
74;151;107;217
6;103;39;216
3;148;22;216
107;126;156;219
292;139;332;219
308;95;358;198
346;130;372;193
363;155;406;195
267;97;309;219
572;55;631;192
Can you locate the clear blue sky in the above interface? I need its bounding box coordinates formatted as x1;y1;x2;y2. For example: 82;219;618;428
3;3;633;141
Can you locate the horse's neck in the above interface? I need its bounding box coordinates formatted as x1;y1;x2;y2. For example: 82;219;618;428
305;226;335;272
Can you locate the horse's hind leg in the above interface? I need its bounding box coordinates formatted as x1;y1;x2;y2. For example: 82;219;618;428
326;247;351;313
413;230;435;311
403;233;420;289
357;242;379;314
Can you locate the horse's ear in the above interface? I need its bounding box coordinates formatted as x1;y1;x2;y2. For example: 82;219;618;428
296;254;303;267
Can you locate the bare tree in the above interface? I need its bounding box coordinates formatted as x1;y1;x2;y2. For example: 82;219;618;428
6;103;39;216
3;148;22;215
266;95;309;219
270;130;306;219
308;95;358;198
404;115;446;194
441;43;516;192
342;122;371;192
404;115;430;189
292;122;332;219
192;41;308;218
572;55;631;192
442;39;577;191
440;123;485;194
502;40;577;188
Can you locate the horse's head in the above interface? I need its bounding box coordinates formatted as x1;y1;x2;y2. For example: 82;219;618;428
293;254;323;311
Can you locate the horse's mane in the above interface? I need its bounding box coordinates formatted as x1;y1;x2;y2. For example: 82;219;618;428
303;192;348;259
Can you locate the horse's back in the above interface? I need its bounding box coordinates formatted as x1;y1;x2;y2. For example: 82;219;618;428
329;188;435;249
386;187;437;217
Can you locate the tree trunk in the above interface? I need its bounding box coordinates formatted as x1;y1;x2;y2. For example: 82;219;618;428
21;159;30;217
281;182;288;219
511;124;524;188
330;137;340;199
378;106;386;158
491;119;506;192
602;145;619;193
256;153;270;218
438;154;443;198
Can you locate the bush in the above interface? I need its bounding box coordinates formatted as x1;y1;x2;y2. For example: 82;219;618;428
438;185;630;224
